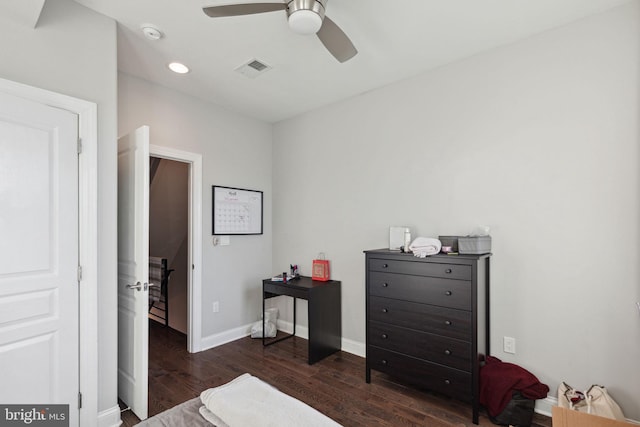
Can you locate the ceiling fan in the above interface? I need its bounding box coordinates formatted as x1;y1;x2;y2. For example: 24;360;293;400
202;0;357;63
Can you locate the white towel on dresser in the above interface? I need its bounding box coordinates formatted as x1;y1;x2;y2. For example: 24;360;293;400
409;237;442;258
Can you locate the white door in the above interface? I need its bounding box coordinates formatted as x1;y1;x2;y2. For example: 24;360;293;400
0;92;79;424
117;126;150;420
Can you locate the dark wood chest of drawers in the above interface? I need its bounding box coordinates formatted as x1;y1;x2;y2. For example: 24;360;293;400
364;249;491;424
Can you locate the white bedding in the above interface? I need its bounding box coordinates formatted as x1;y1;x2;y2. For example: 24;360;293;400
199;373;342;427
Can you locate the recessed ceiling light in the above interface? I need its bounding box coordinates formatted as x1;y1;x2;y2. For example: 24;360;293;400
168;62;190;74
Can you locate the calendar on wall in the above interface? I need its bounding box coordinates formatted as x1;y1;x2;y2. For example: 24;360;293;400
212;186;263;235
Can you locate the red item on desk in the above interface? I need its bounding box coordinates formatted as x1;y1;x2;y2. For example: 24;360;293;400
312;256;330;282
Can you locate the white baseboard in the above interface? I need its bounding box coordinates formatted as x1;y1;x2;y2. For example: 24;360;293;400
276;319;305;337
97;404;122;427
200;323;252;351
341;337;365;357
535;396;556;417
276;320;366;357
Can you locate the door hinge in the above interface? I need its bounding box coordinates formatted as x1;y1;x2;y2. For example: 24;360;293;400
77;138;82;154
77;265;83;282
78;392;82;409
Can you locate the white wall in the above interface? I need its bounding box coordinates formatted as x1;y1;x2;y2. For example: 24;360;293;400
0;0;119;416
118;73;273;340
273;2;640;419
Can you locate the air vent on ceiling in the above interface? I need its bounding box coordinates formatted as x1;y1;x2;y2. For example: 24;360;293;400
234;59;272;79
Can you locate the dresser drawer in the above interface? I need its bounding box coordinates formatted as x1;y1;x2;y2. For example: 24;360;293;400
368;271;471;310
369;321;471;371
369;295;471;340
368;346;471;401
368;258;471;281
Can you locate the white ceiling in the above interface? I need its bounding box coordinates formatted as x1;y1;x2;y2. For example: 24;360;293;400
2;0;46;28
70;0;631;123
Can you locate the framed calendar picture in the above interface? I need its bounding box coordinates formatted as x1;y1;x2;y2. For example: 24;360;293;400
212;185;263;235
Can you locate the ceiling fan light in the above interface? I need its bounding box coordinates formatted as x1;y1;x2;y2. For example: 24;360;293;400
288;9;322;35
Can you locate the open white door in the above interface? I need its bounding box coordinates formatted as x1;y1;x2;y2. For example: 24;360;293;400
117;126;150;420
0;91;79;425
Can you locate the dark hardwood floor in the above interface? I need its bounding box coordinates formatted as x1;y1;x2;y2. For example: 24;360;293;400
120;321;552;426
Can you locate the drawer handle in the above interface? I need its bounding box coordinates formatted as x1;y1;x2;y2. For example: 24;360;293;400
445;268;452;274
381;334;388;339
444;320;452;326
444;379;451;385
382;283;389;288
444;349;451;356
382;308;388;313
445;291;452;296
381;359;388;366
382;263;388;268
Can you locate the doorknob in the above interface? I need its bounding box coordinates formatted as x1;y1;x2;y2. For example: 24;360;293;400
125;281;148;291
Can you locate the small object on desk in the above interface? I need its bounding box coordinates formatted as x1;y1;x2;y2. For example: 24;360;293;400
312;253;330;281
290;264;299;279
270;274;295;282
282;272;287;283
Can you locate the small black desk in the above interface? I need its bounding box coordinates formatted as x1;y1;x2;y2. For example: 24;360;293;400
262;276;341;365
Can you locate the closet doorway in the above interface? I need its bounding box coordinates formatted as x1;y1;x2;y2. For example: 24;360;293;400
148;156;189;333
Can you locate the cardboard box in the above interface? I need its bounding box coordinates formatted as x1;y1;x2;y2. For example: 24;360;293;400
552;407;634;427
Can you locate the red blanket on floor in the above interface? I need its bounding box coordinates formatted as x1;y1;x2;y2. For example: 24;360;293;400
479;356;549;417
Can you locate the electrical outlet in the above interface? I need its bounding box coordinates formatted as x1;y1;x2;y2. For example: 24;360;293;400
503;336;516;354
213;301;219;313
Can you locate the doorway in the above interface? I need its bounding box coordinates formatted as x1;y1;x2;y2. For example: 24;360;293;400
148;144;203;354
148;157;189;333
118;139;203;421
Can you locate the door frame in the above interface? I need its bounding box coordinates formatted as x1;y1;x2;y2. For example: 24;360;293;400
0;78;98;424
149;145;203;352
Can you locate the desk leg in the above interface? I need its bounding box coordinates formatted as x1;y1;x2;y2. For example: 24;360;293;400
307;283;341;365
262;294;296;347
472;401;479;425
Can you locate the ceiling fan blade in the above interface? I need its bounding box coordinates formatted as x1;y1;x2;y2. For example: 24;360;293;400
203;3;286;18
316;16;357;63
